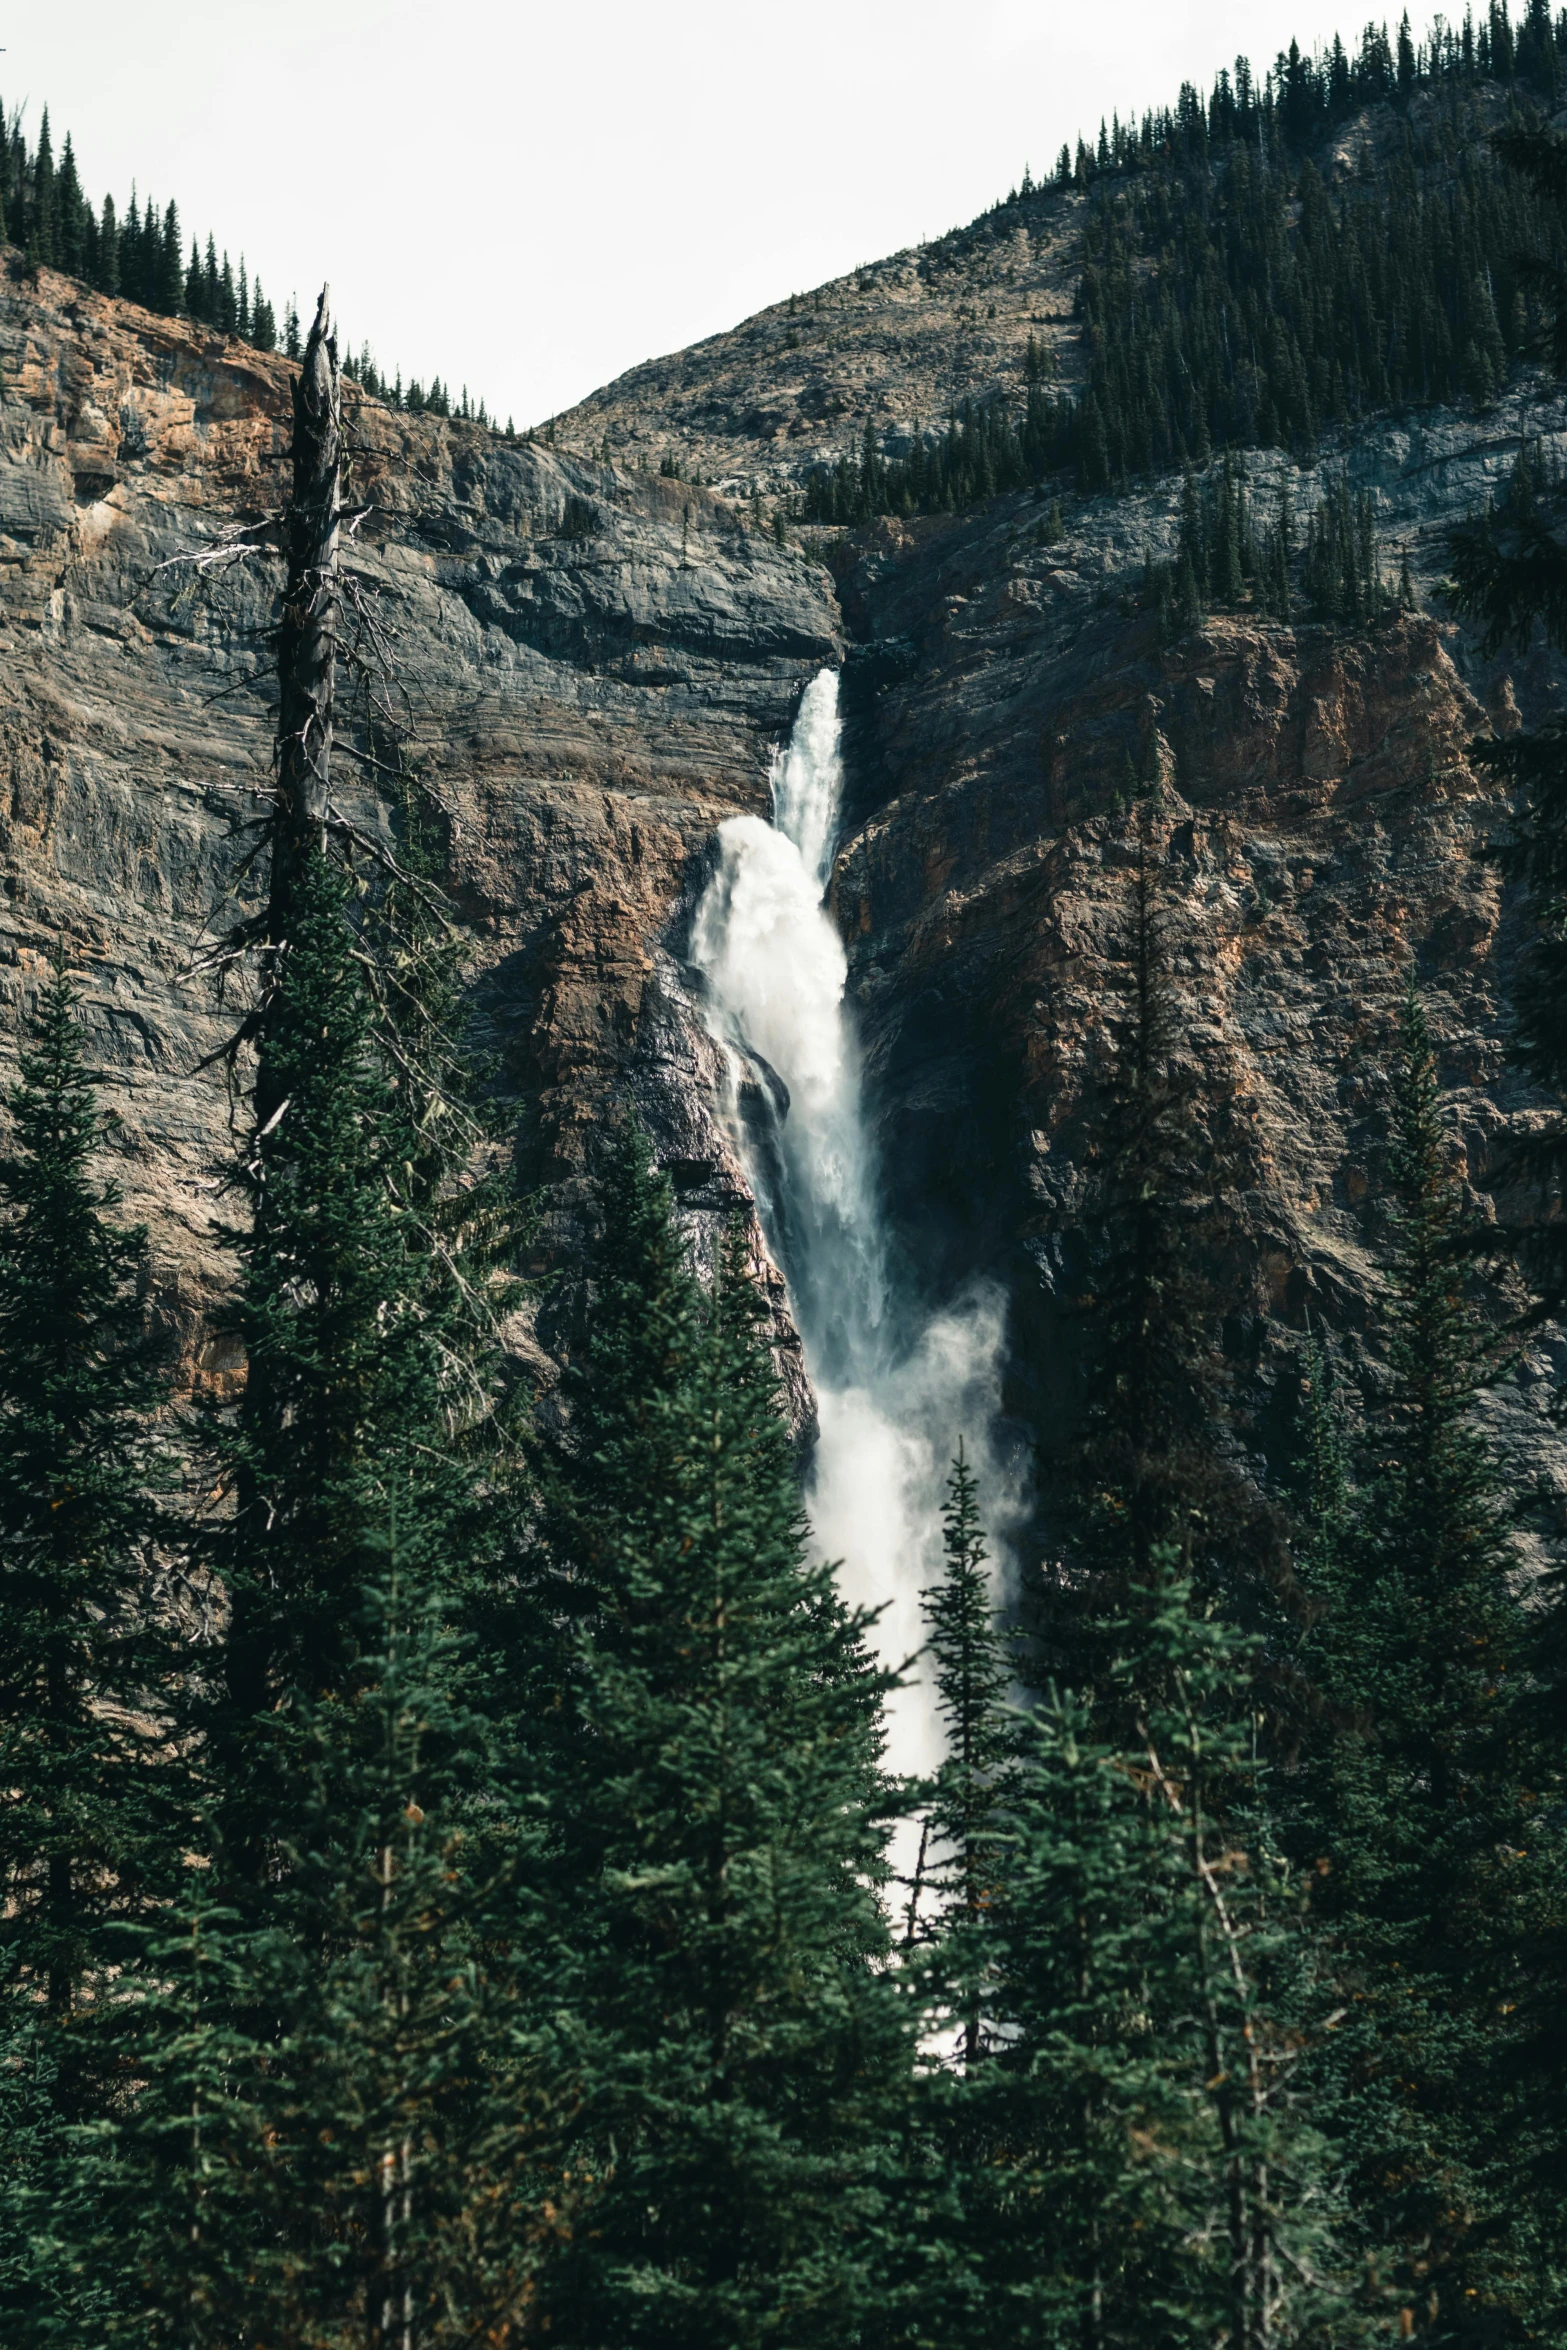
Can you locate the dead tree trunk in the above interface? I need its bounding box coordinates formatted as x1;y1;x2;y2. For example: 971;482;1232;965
219;286;340;1793
260;283;340;1117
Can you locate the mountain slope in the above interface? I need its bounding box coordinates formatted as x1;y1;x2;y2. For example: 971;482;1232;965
551;188;1083;498
3;52;1567;1503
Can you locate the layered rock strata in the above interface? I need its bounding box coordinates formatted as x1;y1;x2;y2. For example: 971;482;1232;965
2;249;1564;1512
0;258;837;1401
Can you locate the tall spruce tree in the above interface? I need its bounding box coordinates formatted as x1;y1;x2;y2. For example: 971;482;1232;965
206;851;479;1872
0;950;178;2342
957;1564;1355;2350
86;847;534;2350
98;1508;537;2350
1045;818;1291;1694
1297;987;1554;2341
0;950;174;2023
911;1446;1017;2065
535;1154;906;2349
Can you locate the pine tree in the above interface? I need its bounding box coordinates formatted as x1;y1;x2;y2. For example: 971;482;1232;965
0;950;179;2339
1298;987;1552;2339
28;110;56;270
54;135;83;277
911;1446;1017;2067
1044;818;1289;1692
86;846;532;2346
535;1168;906;2349
96;195;119;297
0;950;174;2024
959;1565;1355;2350
102;1511;538;2349
206;848;484;1893
157;200;183;314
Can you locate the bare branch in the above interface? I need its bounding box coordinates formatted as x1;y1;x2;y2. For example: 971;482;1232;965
156;517;282;576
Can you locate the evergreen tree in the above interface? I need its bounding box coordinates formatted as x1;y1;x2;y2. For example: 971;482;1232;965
206;848;486;1896
29;110;56;270
96;194;119;296
54;134;83;277
1043;817;1290;1692
960;1566;1354;2350
81;847;533;2345
96;1508;540;2349
0;951;178;2339
536;1162;906;2349
1297;987;1554;2339
910;1445;1017;2067
0;950;174;2024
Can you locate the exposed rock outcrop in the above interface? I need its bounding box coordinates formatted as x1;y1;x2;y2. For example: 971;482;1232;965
0;258;837;1405
2;247;1564;1516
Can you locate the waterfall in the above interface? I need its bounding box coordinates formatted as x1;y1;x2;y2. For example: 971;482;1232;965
691;669;1018;1782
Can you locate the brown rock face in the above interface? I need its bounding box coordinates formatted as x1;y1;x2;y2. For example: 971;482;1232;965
2;250;1563;1509
819;448;1566;1504
0;259;838;1402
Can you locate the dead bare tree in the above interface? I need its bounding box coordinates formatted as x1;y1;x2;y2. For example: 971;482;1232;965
275;283;341;903
255;284;341;1122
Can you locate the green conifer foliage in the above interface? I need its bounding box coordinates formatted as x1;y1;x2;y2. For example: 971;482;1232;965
29;110;55;270
54;135;83;276
84;849;536;2346
207;849;481;1889
1046;821;1290;1688
0;951;173;2022
911;1446;1017;2066
539;1173;905;2349
1300;987;1551;2338
157;200;183;313
96;194;118;296
0;951;179;2339
966;1570;1354;2350
76;1510;546;2350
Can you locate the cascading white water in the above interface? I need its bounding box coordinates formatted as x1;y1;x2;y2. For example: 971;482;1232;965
691;670;1018;1781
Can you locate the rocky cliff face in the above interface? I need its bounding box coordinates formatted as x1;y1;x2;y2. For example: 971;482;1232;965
0;258;837;1403
2;245;1562;1511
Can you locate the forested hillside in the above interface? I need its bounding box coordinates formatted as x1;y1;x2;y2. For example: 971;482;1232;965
6;11;1567;2349
0;99;492;423
806;9;1567;517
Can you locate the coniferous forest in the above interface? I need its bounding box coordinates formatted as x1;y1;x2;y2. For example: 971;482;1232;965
805;2;1567;522
13;17;1567;2350
0;101;486;424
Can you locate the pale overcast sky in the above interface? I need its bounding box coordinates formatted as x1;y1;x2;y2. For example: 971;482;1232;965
15;0;1389;426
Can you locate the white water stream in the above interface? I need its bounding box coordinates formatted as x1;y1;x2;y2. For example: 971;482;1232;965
691;670;1019;1781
